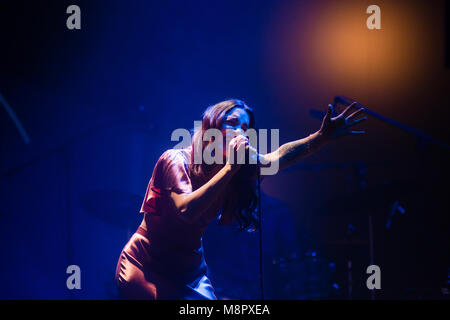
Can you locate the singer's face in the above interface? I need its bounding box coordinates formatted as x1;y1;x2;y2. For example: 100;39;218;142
220;107;250;157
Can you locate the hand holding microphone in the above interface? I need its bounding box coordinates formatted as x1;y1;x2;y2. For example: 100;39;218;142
226;133;249;170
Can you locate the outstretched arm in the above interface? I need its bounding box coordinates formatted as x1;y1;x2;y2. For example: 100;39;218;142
263;130;326;172
262;102;366;173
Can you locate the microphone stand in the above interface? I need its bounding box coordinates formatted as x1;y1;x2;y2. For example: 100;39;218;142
256;128;264;300
333;95;450;150
333;95;449;300
309;96;448;299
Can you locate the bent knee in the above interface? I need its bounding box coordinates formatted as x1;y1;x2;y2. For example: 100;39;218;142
116;273;157;300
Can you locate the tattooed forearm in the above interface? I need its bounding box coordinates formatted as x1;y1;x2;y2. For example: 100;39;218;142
268;131;327;171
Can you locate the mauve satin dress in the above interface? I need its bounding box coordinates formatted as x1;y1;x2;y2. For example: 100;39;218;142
115;147;230;299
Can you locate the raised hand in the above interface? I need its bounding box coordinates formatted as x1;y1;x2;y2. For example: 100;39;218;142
319;102;367;139
226;134;249;170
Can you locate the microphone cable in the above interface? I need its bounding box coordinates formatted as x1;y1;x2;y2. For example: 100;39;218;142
256;129;264;300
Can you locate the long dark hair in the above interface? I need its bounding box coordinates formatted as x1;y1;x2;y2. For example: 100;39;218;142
189;99;259;231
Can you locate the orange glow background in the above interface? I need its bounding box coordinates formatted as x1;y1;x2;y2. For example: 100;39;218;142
260;0;450;229
263;0;448;128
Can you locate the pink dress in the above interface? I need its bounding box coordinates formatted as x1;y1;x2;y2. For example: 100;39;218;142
115;147;226;299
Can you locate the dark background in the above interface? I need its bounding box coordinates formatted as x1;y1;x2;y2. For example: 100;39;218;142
0;0;449;299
